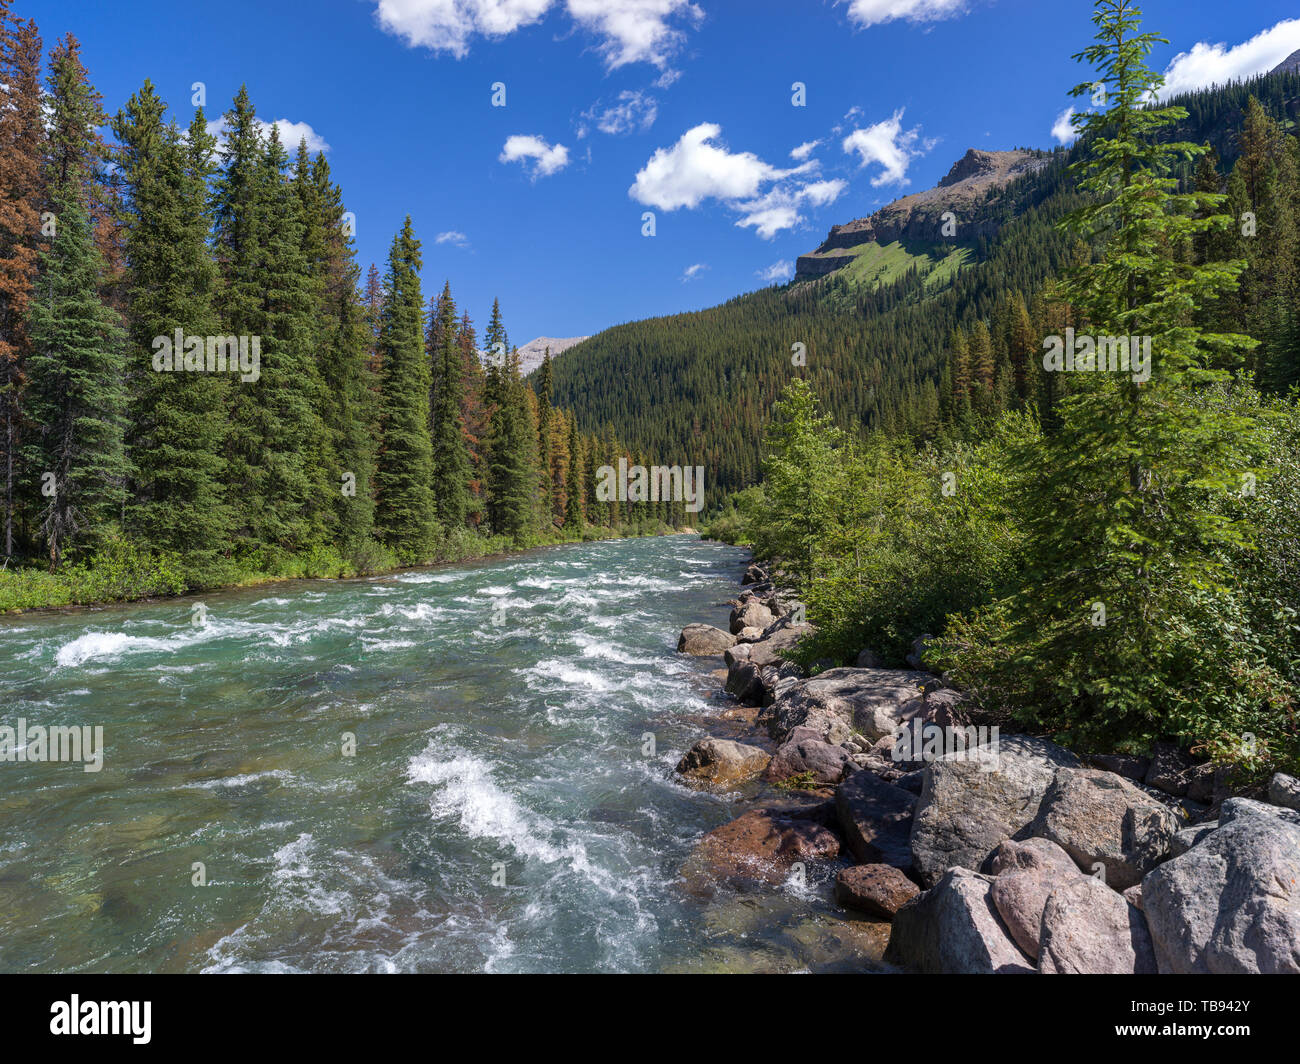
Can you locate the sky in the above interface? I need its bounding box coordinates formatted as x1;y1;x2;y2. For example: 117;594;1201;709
21;0;1300;344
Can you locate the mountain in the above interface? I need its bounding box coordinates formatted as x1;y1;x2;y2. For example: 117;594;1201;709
1273;49;1300;76
515;336;590;376
795;148;1050;283
548;68;1300;501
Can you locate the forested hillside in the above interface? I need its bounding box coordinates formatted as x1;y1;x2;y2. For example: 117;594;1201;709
549;66;1300;498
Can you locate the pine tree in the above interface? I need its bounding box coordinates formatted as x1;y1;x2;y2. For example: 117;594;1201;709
564;413;584;529
0;3;43;558
427;281;471;529
113;85;231;566
373;217;436;557
25;36;128;567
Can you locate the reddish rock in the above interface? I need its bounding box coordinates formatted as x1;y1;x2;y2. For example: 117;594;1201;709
835;864;920;918
687;807;841;889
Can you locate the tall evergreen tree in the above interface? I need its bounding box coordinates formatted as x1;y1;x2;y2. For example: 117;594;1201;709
427;280;470;529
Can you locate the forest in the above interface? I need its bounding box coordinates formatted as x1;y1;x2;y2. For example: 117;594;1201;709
706;2;1300;782
0;0;688;611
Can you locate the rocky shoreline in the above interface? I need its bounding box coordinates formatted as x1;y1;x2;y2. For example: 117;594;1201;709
672;555;1300;974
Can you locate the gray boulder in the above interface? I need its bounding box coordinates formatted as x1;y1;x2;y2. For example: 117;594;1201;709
1030;767;1181;889
987;838;1083;957
764;737;854;786
1218;796;1300;828
1143;815;1300;973
759;667;931;745
1037;876;1157;974
884;867;1034;974
1170;824;1216;857
729;599;774;635
1268;772;1300;812
909;735;1082;888
834;769;917;871
676;738;770;785
677;624;736;655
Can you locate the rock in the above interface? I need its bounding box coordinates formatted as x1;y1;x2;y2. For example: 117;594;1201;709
835;864;919;918
741;563;767;585
1218;796;1300;828
1143;815;1300;973
1124;884;1143;911
759;667;931;745
909;735;1082;888
904;634;935;672
735;626;764;641
758;662;803;707
724;660;765;706
764;737;854;786
1170;825;1216;857
1037;877;1157;974
855;648;881;668
1144;741;1194;797
729;599;774;635
1029;767;1181;889
676;737;770;785
723;643;751;667
1185;763;1228;805
1088;753;1150;782
1269;772;1300;812
834;769;917;871
688;807;841;889
746;621;813;668
678;624;736;655
987;838;1083;957
896;687;972;731
884;868;1034;974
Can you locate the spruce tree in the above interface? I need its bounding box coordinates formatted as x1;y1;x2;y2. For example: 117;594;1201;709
428;280;470;529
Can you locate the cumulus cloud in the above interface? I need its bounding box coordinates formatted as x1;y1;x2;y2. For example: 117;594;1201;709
500;134;570;177
1159;19;1300;99
841;110;927;186
629;123;839;238
837;0;968;28
790;139;822;161
680;262;708;282
578;89;658;137
436;230;469;246
757;259;794;283
206;116;330;153
374;0;702;69
1051;106;1078;145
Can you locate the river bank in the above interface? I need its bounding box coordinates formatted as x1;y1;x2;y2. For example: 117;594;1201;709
672;549;1300;974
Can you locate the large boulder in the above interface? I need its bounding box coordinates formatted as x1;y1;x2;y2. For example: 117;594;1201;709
729;599;774;635
677;624;736;656
724;660;765;705
741;563;767;586
835;864;919;918
1142;814;1300;973
764;736;854;786
759;667;931;745
834;769;917;871
909;735;1082;888
686;807;841;890
676;737;770;785
987;838;1083;958
746;616;813;667
884;867;1034;974
1269;772;1300;812
1029;767;1181;889
1037;876;1157;974
1218;796;1300;829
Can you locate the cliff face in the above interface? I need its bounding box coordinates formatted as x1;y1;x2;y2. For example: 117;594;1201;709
795;148;1050;281
515;335;591;376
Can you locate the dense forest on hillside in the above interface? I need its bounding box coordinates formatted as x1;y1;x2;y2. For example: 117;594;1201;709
0;0;690;610
549;65;1300;500
708;0;1300;782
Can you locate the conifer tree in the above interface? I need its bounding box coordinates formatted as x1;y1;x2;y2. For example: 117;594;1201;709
428;280;471;529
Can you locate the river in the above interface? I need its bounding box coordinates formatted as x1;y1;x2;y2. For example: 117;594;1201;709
0;534;885;973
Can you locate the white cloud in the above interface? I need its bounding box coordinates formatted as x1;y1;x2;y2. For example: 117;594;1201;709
1051;106;1077;145
436;230;469;246
680;262;708;281
631;123;845;238
578;89;657;137
757;260;794;283
837;0;968;29
790;139;822;161
841;110;926;186
1159;19;1300;99
206;116;330;153
500;134;570;177
374;0;702;69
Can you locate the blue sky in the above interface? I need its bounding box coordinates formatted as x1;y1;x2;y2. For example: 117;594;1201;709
22;0;1300;344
